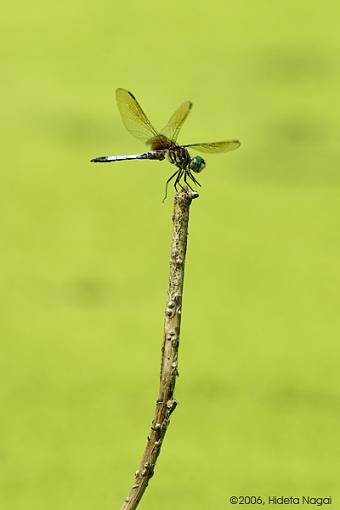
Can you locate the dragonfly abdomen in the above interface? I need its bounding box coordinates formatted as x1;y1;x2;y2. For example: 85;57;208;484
91;151;166;163
167;146;191;170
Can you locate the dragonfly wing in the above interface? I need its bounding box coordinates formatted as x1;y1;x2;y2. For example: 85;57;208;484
116;88;159;144
160;101;192;142
183;140;241;153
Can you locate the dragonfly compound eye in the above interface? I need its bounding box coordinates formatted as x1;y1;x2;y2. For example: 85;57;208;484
189;155;206;173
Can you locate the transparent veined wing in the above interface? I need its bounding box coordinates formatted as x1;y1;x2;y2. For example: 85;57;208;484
116;88;159;144
160;101;193;142
183;140;241;153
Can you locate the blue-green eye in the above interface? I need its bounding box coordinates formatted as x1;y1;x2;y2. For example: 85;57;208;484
189;155;206;173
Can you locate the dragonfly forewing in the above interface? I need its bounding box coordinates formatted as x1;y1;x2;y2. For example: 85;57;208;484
116;88;158;144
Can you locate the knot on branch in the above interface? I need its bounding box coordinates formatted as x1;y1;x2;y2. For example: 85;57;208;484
166;399;178;416
166;330;176;342
175;256;183;267
165;294;182;318
141;462;155;478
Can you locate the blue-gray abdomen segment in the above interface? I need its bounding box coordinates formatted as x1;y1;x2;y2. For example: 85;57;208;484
91;152;165;163
91;154;145;162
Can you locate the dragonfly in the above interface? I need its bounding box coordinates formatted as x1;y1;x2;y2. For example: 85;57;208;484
91;88;240;200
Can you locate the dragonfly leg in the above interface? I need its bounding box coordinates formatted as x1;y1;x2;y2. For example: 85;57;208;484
163;169;180;202
183;170;195;192
188;170;201;187
174;169;185;191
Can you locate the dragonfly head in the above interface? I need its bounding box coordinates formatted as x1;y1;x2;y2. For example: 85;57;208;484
189;155;205;173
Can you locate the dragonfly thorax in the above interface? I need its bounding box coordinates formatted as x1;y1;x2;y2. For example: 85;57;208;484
167;146;205;174
167;145;191;170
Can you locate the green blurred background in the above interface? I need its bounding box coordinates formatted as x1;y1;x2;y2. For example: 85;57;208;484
1;1;340;508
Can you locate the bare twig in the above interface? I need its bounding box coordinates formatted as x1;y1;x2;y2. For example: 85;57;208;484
120;189;199;510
